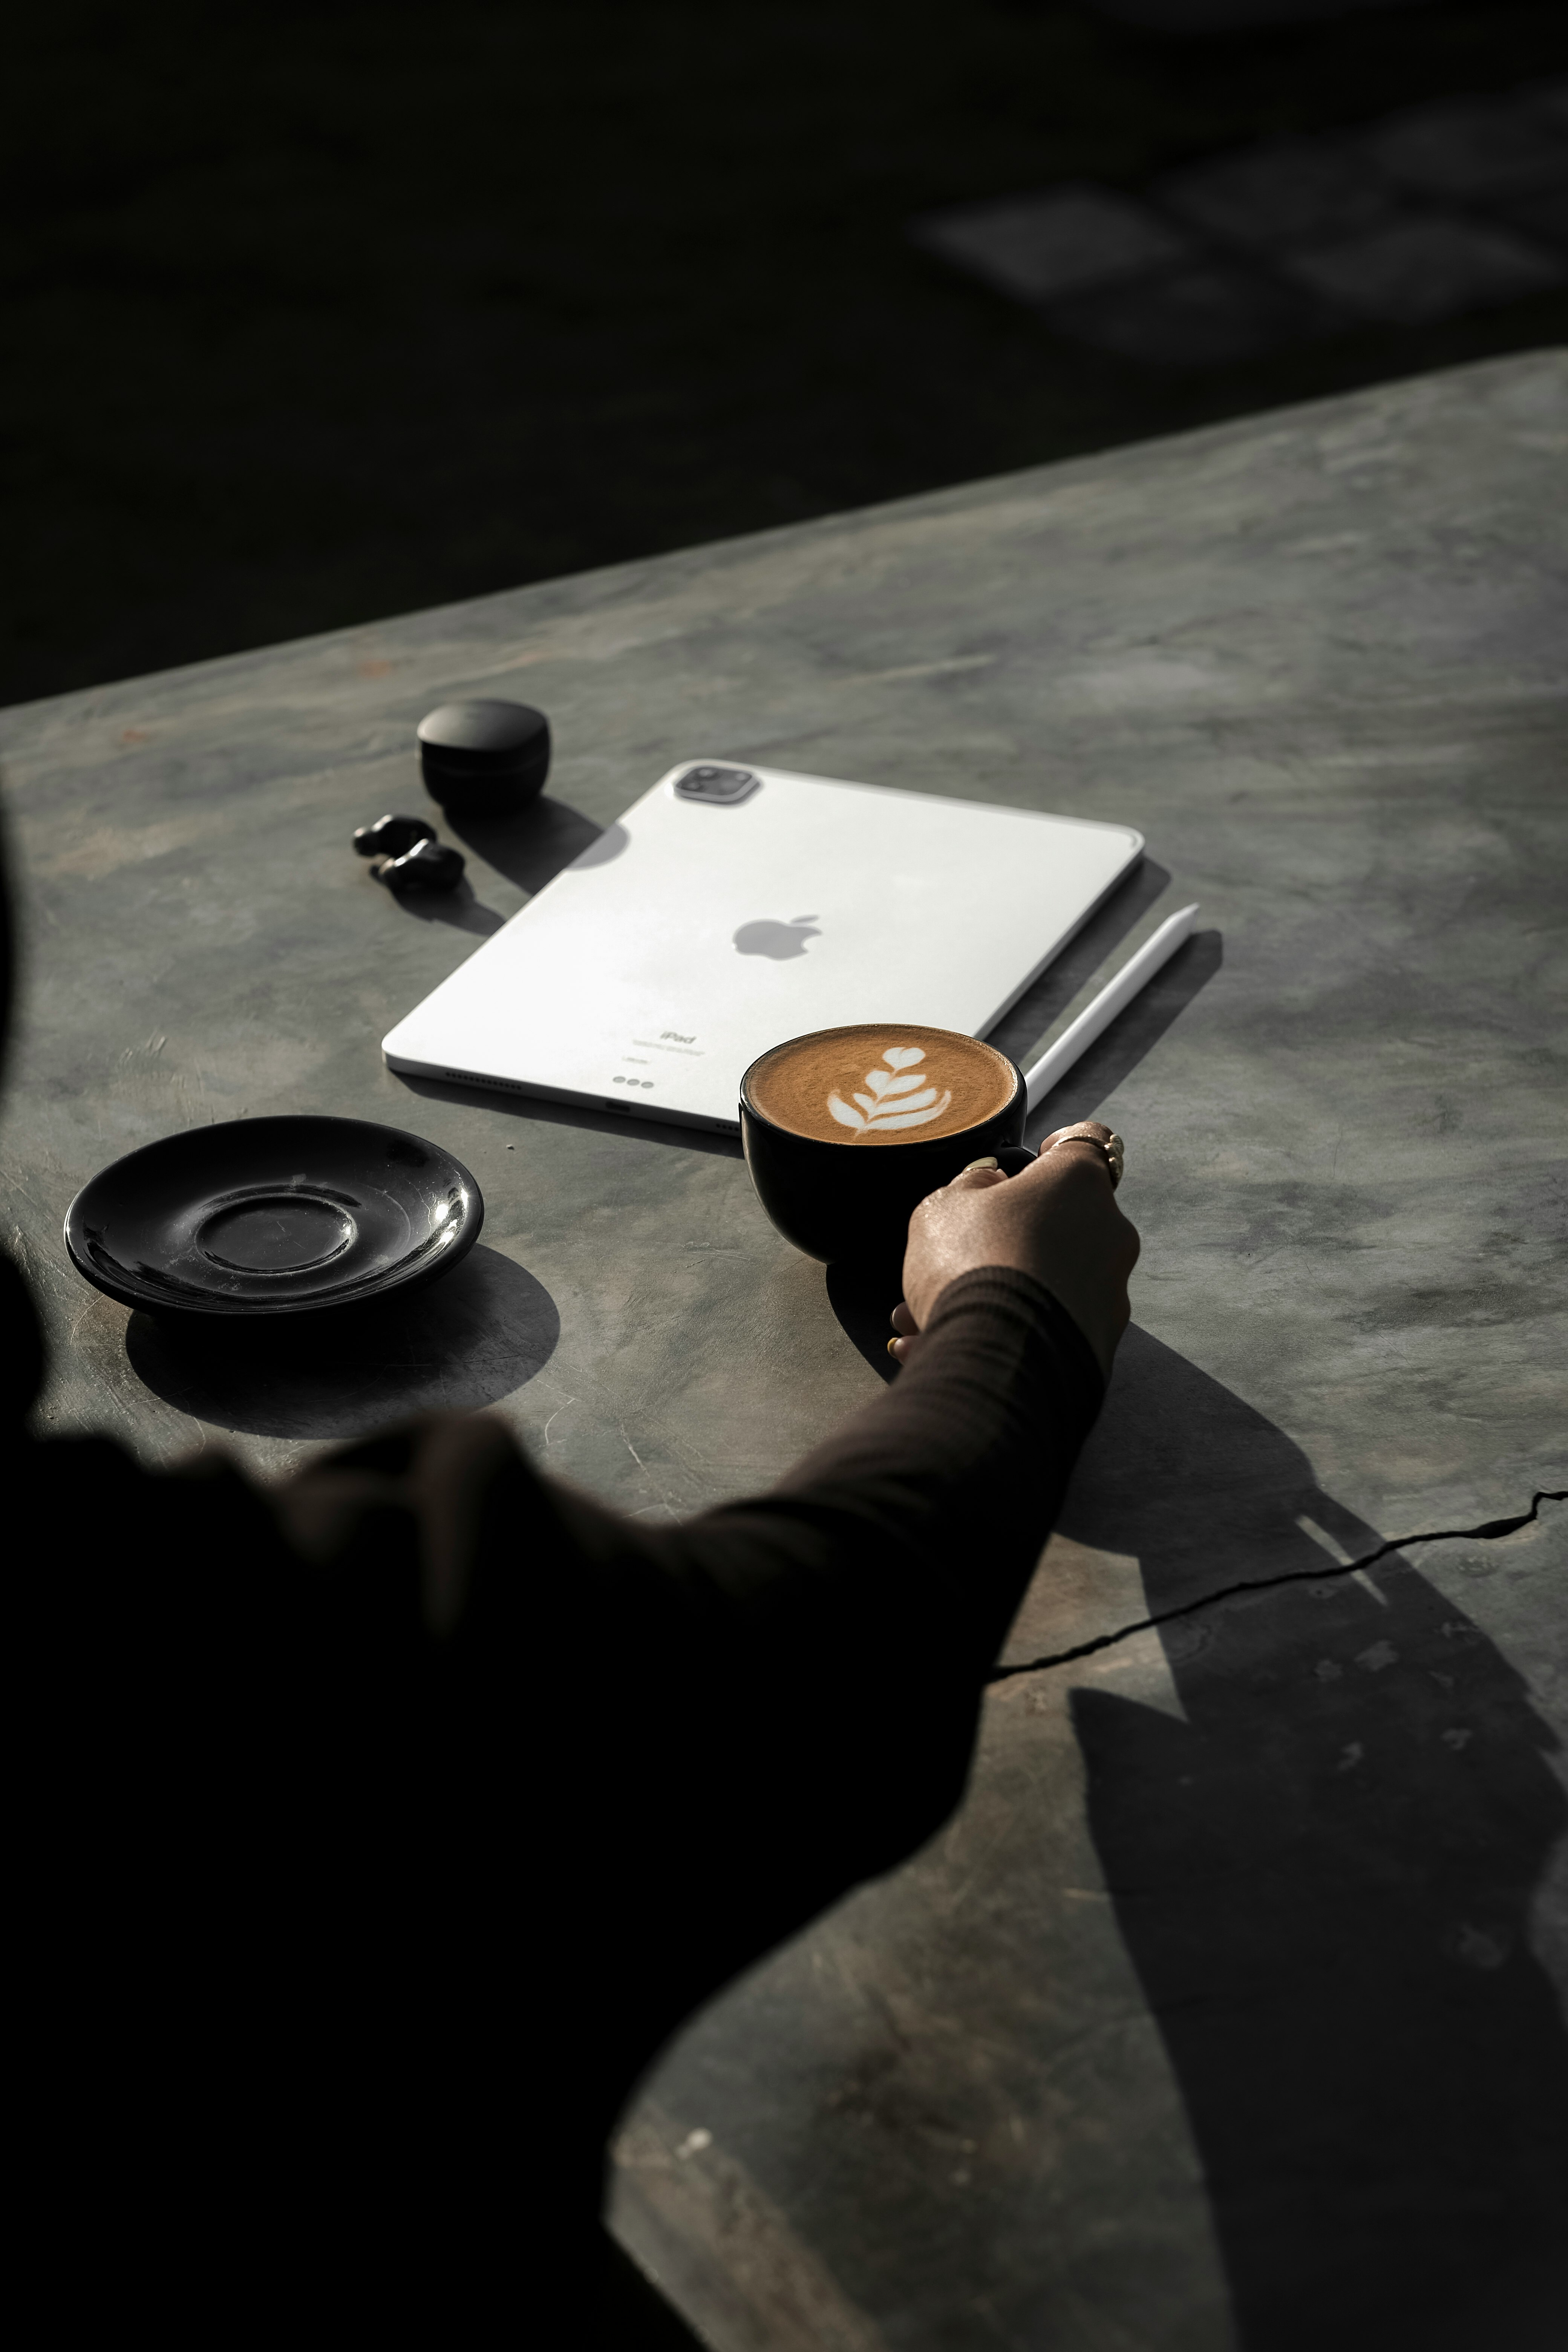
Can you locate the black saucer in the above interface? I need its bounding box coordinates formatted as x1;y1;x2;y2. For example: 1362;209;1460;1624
65;1116;484;1318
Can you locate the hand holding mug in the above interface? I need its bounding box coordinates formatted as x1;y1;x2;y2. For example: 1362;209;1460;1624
891;1121;1139;1379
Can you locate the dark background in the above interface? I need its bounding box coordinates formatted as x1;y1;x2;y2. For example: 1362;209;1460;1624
5;0;1566;709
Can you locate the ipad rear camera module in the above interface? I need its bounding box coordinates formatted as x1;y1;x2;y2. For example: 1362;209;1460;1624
675;763;760;805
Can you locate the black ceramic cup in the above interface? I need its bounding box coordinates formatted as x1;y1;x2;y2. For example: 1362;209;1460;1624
740;1024;1030;1266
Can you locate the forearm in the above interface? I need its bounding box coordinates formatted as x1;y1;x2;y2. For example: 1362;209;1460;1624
261;1271;1106;2131
542;1266;1105;2071
667;1266;1103;1671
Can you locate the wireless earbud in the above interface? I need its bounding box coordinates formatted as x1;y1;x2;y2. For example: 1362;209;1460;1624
353;810;465;891
353;812;438;859
371;838;466;892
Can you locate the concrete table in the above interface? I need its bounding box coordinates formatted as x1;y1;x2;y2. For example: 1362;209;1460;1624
3;351;1565;2350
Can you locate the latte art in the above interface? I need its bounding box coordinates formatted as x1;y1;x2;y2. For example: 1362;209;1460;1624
746;1023;1017;1147
827;1045;951;1136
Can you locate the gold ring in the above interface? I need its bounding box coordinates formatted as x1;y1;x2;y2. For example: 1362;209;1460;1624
1046;1128;1125;1188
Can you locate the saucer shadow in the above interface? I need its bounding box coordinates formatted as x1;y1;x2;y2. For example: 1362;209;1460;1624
125;1244;560;1440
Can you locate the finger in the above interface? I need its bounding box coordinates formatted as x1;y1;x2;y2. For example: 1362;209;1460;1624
945;1165;1010;1193
890;1302;919;1335
1017;1131;1121;1191
1040;1119;1113;1150
1001;1139;1112;1194
887;1331;926;1367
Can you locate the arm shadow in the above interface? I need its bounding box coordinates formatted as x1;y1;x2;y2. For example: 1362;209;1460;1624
1050;1328;1568;2347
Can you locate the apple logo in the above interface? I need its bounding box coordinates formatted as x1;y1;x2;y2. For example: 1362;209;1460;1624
733;914;820;960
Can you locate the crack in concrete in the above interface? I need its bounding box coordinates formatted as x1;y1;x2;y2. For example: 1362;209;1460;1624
987;1489;1567;1686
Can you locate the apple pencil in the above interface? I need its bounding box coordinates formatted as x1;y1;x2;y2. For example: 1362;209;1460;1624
1021;903;1200;1114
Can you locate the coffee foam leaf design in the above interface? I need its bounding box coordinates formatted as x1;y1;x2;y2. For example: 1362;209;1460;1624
828;1071;952;1136
865;1092;952;1132
828;1092;870;1130
856;1085;937;1116
883;1046;926;1069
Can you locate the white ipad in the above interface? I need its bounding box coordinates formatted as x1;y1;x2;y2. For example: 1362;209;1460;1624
382;761;1142;1132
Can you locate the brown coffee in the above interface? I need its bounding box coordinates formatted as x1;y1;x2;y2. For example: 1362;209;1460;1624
746;1024;1017;1147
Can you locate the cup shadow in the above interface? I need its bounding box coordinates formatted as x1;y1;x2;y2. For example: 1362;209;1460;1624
1055;1328;1568;2348
824;1259;905;1383
124;1244;560;1440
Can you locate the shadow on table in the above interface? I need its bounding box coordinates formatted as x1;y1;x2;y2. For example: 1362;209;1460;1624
447;795;629;891
396;1070;746;1159
989;858;1175;1071
125;1244;559;1440
824;1258;905;1383
1027;924;1222;1138
374;792;626;934
385;877;507;937
1057;1329;1568;2350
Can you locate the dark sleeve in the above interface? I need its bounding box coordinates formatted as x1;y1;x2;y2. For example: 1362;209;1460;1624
729;1264;1103;1669
8;1246;1101;2317
261;1265;1103;2155
551;1271;1102;2001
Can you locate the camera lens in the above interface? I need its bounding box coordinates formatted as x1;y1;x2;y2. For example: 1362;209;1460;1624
676;763;757;803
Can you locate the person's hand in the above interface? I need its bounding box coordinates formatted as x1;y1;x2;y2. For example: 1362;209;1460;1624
890;1124;1139;1379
